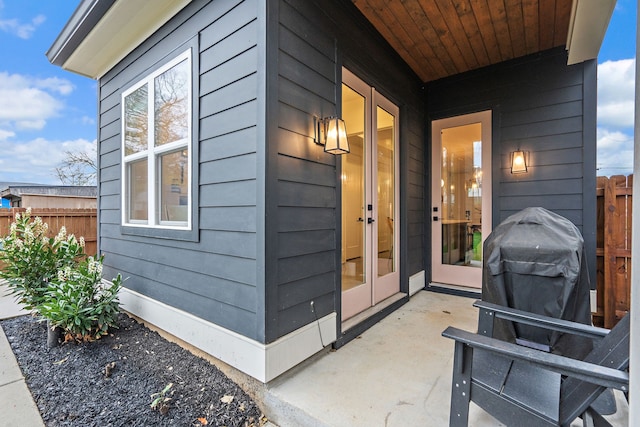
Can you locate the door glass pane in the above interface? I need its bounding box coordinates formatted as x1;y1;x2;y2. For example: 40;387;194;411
128;159;148;222
158;149;188;223
441;123;482;268
341;83;366;291
377;106;395;277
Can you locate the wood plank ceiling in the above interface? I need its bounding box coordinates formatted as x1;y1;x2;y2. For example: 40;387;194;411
352;0;573;83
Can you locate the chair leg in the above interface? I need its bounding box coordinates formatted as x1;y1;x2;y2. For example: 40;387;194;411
582;406;614;427
449;341;472;427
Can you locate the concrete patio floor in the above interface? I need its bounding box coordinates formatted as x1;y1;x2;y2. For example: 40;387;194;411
261;291;629;427
1;282;628;426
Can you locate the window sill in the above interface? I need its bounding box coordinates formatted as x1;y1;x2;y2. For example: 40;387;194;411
120;224;199;242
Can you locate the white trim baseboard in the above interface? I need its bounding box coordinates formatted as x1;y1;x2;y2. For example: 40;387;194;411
118;287;337;382
409;270;425;296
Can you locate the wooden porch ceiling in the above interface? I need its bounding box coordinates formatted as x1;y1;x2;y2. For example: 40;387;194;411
352;0;572;83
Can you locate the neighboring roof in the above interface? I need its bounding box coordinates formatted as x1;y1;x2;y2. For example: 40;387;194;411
1;185;97;199
0;181;44;190
46;0;191;79
48;0;615;82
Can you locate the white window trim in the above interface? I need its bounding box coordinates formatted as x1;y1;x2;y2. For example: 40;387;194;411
121;49;192;230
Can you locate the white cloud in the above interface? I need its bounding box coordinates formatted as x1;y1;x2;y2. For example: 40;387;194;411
597;59;636;177
0;72;74;132
36;77;75;96
0;9;45;40
81;116;95;126
0;128;14;140
597;59;635;129
0;137;95;184
596;127;634;176
16;119;47;130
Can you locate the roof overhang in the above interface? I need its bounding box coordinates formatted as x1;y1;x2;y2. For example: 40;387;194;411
49;0;616;82
566;0;617;65
47;0;192;79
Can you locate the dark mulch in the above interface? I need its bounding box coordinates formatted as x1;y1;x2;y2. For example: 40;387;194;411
1;313;266;427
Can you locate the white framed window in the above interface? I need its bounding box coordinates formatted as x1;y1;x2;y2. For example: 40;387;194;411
121;49;192;230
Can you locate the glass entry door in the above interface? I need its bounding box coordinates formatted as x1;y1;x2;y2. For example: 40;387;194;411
431;111;491;289
341;69;400;321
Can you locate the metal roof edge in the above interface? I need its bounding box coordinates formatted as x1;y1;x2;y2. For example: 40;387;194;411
46;0;116;67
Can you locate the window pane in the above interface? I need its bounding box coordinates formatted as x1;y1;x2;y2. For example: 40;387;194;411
159;150;188;223
124;85;148;156
155;59;189;147
128;159;148;221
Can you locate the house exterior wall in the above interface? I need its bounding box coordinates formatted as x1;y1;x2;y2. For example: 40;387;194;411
93;0;426;379
97;0;265;341
268;0;425;341
93;0;425;380
426;48;597;286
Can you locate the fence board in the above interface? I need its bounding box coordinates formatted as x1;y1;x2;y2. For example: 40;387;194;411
0;208;98;258
595;175;632;328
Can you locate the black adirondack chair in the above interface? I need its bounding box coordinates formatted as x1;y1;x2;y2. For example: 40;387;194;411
442;300;629;427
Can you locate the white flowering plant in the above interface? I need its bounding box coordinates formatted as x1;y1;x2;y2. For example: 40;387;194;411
0;209;86;310
37;255;123;341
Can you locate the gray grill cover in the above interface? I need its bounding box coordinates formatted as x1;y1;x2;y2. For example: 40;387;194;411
482;207;593;359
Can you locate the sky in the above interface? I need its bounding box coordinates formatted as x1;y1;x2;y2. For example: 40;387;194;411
0;1;636;184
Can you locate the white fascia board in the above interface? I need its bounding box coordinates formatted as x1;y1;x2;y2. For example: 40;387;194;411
118;287;337;383
566;0;616;65
62;0;191;79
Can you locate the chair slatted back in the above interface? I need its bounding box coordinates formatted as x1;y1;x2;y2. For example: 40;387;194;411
559;313;630;425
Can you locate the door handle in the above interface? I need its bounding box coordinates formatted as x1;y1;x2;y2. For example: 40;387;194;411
368;218;375;224
357;217;364;222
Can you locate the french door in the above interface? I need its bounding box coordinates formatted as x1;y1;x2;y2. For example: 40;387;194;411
431;111;491;289
341;69;400;321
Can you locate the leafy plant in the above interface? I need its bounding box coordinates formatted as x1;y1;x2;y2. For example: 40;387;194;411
150;383;173;415
37;255;122;341
0;209;86;310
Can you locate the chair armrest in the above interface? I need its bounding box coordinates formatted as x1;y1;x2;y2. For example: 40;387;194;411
442;326;629;391
474;300;609;340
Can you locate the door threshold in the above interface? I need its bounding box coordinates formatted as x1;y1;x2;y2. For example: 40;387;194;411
341;293;407;333
427;282;481;299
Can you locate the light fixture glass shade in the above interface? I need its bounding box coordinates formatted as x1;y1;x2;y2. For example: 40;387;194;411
324;117;349;155
511;150;528;174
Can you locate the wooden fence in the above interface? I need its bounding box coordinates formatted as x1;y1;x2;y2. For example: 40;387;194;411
595;175;632;328
0;208;97;258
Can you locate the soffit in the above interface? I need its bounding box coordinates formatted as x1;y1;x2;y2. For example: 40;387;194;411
351;0;614;83
59;0;191;79
51;0;614;82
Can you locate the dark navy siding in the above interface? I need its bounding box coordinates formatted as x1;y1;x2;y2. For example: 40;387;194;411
97;0;263;340
97;0;428;345
426;48;597;286
269;0;426;340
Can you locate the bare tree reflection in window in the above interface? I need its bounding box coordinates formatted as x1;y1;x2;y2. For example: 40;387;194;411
124;84;148;155
154;59;189;147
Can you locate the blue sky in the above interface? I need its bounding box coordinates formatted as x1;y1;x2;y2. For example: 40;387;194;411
0;1;636;184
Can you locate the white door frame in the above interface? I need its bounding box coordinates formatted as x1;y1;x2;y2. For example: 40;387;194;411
341;68;400;320
431;110;492;289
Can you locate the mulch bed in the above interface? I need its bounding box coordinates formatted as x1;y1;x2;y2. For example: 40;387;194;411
1;313;266;427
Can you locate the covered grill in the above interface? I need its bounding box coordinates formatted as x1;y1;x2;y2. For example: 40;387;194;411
482;207;593;359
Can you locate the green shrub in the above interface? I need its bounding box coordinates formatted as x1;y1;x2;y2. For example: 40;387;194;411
38;255;123;341
0;209;86;310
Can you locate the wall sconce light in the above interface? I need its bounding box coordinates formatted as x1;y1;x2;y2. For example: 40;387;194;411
314;116;350;155
510;150;528;174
